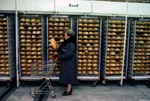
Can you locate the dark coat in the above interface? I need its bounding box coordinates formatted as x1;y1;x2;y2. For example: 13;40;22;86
57;37;77;84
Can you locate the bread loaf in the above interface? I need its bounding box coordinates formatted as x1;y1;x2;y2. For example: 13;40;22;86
88;28;93;30
78;27;82;30
83;36;88;38
94;40;98;42
65;18;69;21
88;24;93;27
78;31;82;34
93;19;99;22
78;19;82;22
59;23;64;26
26;18;30;22
88;71;93;75
21;18;25;22
93;32;99;35
83;67;86;70
89;40;93;42
60;18;65;21
78;23;82;26
83;23;88;26
20;26;25;29
94;24;99;27
93;71;98;75
89;32;93;35
78;71;82;74
49;18;53;21
89;36;94;38
83;27;87;30
78;67;82;70
58;31;63;34
84;32;89;35
54;27;58;30
83;19;87;22
31;19;36;22
95;36;99;39
83;40;88;43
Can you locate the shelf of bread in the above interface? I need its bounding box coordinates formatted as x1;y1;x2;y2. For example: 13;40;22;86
132;20;150;75
19;17;42;76
48;17;71;76
105;19;125;76
77;18;100;76
0;17;9;76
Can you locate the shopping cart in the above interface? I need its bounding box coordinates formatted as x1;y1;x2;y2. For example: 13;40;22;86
30;57;58;98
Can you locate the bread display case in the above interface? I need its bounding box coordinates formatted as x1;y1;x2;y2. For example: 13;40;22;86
48;16;72;79
128;19;150;84
77;17;102;85
19;15;44;80
0;15;16;81
101;18;128;85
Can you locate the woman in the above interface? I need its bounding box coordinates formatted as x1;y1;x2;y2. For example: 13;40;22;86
57;29;77;96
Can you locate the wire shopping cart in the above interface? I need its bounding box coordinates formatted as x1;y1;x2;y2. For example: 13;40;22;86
30;57;58;98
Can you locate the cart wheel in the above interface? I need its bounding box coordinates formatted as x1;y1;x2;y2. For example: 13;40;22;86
118;81;122;86
20;81;25;86
77;81;80;85
145;80;150;85
51;94;56;98
30;88;36;98
7;81;11;87
31;91;37;98
130;79;135;86
102;80;107;85
92;81;97;87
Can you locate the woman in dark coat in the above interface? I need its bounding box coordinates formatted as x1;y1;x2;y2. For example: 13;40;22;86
57;29;77;96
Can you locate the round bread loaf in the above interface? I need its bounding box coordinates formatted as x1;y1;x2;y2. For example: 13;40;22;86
83;36;88;38
21;18;25;22
25;18;30;22
54;23;58;26
78;31;82;34
83;32;88;35
94;24;99;27
93;28;98;30
89;32;93;35
83;40;88;42
88;28;93;30
78;71;82;74
59;23;64;26
49;18;53;21
78;23;82;26
20;26;25;29
89;36;94;38
88;19;93;22
65;23;69;26
83;27;87;30
78;19;82;22
36;19;41;23
83;23;88;26
88;24;93;27
54;27;58;30
89;40;93;42
93;71;98;75
93;19;99;22
83;19;87;22
31;19;36;22
65;18;69;21
78;27;82;30
60;18;65;21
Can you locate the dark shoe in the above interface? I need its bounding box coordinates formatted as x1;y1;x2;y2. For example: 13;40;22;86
62;89;72;96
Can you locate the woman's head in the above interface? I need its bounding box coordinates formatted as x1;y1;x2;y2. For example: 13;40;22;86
63;29;75;40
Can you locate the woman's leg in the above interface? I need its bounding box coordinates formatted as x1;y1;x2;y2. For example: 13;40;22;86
67;84;72;92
